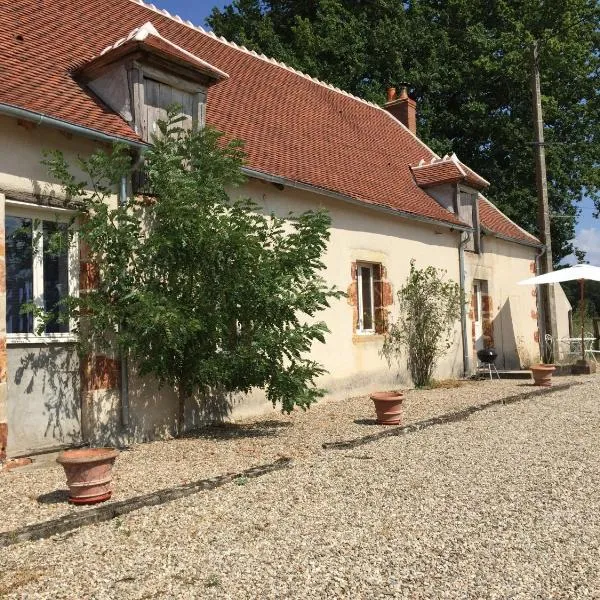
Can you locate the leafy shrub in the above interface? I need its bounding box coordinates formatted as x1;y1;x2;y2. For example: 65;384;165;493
42;109;342;432
382;260;461;388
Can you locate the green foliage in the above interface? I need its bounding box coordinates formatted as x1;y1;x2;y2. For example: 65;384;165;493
42;110;342;428
209;0;600;264
562;280;600;320
381;260;461;388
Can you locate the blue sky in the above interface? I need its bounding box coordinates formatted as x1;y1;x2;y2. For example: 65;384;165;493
157;0;599;264
156;0;226;27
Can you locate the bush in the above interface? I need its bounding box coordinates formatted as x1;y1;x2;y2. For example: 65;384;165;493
41;109;343;432
382;260;461;388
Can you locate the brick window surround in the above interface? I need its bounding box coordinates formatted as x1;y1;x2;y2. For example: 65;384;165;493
348;262;393;335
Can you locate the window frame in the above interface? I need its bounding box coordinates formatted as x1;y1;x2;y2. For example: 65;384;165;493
5;200;79;343
356;262;376;335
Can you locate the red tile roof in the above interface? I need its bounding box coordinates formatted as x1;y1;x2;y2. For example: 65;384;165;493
479;196;540;246
411;160;465;188
411;155;489;190
78;22;229;84
0;0;537;243
462;164;490;190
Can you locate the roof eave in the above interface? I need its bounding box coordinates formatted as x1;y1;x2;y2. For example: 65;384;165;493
482;227;542;248
242;167;471;232
0;103;147;149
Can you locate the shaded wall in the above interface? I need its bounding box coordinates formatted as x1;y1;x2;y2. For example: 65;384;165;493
465;237;539;370
6;344;81;456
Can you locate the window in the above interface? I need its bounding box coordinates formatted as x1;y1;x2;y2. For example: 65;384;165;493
459;188;481;253
357;263;375;333
5;205;78;339
144;77;195;139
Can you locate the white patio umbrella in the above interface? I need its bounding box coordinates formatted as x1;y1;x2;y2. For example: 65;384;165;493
518;263;600;362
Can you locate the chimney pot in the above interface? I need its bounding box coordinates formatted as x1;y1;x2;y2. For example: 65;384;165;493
384;82;417;135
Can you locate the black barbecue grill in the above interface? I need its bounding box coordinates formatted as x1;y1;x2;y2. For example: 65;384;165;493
477;348;500;380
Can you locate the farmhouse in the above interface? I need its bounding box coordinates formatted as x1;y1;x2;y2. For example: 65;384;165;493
0;0;571;459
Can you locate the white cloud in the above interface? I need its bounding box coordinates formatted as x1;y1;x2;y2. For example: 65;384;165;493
573;227;600;265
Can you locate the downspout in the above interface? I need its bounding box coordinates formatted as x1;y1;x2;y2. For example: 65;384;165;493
119;175;130;427
458;231;472;377
118;148;147;429
535;244;547;360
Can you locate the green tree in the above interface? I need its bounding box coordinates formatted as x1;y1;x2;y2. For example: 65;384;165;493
381;260;462;388
209;0;600;264
42;111;342;433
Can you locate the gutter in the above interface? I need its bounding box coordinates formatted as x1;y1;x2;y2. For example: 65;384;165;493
0;103;148;149
458;232;472;377
241;167;472;233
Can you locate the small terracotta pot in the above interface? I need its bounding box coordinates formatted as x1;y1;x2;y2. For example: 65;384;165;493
371;391;404;425
531;364;556;387
56;447;119;505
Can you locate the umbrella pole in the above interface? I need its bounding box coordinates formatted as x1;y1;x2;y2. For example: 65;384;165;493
580;278;585;362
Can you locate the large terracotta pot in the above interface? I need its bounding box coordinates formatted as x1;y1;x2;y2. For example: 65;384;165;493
371;391;404;425
57;447;119;505
531;364;556;387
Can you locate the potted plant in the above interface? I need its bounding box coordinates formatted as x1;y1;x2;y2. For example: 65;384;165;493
530;335;556;386
530;363;556;386
57;447;119;505
370;390;404;425
380;260;461;389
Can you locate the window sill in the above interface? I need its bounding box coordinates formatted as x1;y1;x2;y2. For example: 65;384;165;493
7;335;78;346
353;333;386;344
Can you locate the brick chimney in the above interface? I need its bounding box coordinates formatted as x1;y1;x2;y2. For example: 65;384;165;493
384;84;417;135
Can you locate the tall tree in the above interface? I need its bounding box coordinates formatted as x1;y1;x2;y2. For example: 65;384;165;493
42;112;341;433
209;0;600;264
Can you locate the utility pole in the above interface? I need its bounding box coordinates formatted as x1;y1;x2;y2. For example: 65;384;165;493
531;40;558;361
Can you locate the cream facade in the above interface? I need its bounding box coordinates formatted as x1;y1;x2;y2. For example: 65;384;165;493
0;114;553;458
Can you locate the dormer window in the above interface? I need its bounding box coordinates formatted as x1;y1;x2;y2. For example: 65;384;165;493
76;22;228;141
411;154;488;253
458;187;481;253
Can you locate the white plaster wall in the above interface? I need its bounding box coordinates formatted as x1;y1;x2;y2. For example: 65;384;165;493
0;115;542;451
0;116;118;454
240;178;465;390
554;283;572;341
0;115;115;204
98;177;469;436
6;344;81;456
465;236;539;369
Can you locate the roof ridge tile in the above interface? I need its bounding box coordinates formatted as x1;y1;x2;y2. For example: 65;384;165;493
128;0;385;112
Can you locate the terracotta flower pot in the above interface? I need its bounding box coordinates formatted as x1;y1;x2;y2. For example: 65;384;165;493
371;391;404;425
56;447;119;505
531;364;556;387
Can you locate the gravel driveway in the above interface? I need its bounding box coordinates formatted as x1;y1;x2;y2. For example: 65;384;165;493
2;374;600;598
1;376;590;533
